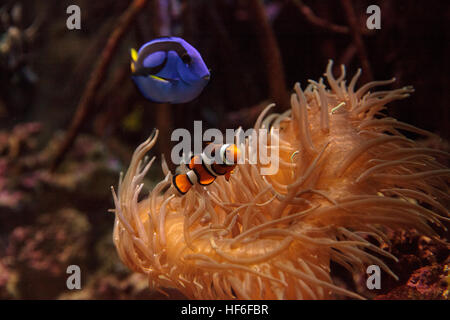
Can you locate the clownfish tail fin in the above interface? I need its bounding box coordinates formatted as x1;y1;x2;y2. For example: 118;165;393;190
173;174;192;195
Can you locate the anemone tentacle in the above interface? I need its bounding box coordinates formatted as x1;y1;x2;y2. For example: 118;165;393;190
112;61;449;299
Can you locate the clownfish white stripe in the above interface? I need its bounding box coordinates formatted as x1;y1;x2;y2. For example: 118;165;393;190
201;153;219;177
186;170;198;185
220;144;234;165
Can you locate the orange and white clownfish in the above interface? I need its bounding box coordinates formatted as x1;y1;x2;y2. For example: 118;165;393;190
173;144;241;195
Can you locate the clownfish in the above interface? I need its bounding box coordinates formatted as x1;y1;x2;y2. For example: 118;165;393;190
173;144;241;195
130;37;210;104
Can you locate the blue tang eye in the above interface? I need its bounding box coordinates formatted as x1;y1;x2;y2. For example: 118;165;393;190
181;53;192;65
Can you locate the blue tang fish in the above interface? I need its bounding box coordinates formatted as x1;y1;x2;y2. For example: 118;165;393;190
130;37;210;103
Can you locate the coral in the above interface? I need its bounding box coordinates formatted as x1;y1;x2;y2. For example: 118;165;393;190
60;273;186;300
0;259;17;299
0;125;123;299
375;256;450;300
112;61;449;299
0;123;116;211
2;209;91;299
0;122;41;208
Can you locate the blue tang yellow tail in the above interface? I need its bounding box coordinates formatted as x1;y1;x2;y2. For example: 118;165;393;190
130;37;210;104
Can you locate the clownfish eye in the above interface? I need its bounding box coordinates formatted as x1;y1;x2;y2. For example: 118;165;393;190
181;53;192;64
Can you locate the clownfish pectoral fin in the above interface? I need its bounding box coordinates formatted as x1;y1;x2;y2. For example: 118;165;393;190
198;172;215;185
173;174;192;195
225;171;232;181
131;48;138;62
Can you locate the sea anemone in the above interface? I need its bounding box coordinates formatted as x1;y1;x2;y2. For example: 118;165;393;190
111;61;449;299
